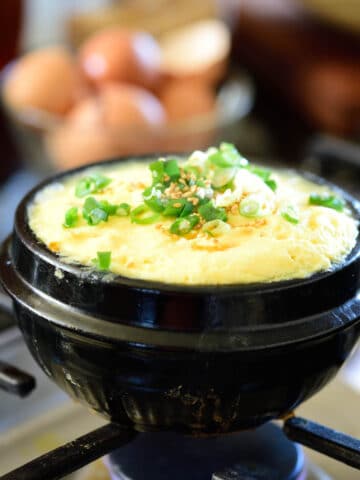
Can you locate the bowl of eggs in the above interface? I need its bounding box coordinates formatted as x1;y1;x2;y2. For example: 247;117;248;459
1;20;253;172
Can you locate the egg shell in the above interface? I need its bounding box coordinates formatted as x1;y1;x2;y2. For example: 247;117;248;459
79;28;162;89
3;46;87;116
160;79;216;122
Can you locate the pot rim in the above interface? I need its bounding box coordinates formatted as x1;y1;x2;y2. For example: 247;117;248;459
14;153;360;295
2;239;360;351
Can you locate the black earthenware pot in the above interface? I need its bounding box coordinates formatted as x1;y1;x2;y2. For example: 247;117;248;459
1;155;360;434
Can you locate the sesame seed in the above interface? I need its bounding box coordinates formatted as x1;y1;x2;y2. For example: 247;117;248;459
231;204;238;215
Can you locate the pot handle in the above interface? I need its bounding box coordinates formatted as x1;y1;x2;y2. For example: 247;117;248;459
0;359;35;397
283;416;360;469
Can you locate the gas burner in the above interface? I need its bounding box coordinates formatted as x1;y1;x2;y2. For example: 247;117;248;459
106;424;305;480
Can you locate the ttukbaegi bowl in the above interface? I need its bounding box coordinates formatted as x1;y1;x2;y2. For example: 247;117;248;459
1;155;360;434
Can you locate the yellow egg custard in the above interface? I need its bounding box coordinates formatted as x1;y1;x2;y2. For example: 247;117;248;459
28;144;358;285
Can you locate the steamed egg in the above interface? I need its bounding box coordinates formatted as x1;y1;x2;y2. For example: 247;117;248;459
79;28;162;89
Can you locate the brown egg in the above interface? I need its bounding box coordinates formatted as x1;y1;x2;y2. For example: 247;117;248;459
45;124;119;170
46;83;167;169
79;28;161;89
67;96;101;128
160;79;216;122
160;20;230;86
3;46;87;116
99;82;166;128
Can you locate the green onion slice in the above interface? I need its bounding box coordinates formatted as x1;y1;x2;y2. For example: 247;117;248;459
179;201;194;217
116;203;131;216
170;215;200;235
208;143;248;168
212;167;237;189
239;197;261;218
265;178;277;192
281;205;299;224
184;165;201;179
63;207;79;228
75;173;112;198
164;158;180;181
92;251;111;271
247;166;271;181
202;219;231;237
130;204;160;224
198;202;227;222
163;198;187;217
149;160;165;183
309;193;345;212
143;187;165;212
247;166;277;191
98;200;117;215
83;197;109;225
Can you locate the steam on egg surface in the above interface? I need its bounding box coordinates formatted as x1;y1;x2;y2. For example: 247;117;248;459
28;146;358;285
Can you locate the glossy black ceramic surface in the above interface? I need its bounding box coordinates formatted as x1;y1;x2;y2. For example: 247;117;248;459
1;155;360;434
9;293;360;433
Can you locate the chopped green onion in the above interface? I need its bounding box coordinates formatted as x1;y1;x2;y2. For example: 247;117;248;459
130;204;160;224
116;203;131;216
197;196;212;207
184;165;201;179
212;167;237;189
63;207;79;228
86;207;108;225
98;200;117;215
265;179;277;191
198;202;227;222
195;178;206;187
149;160;165;183
247;165;277;191
92;251;111;271
179;201;194;217
163;198;187;217
164;159;180;181
239;197;260;218
281;205;299;224
83;197;109;225
247;166;271;181
170;215;199;235
143;186;165;212
75;177;93;198
92;173;112;190
75;173;112;198
202;219;231;237
309;193;345;212
208;143;248;168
